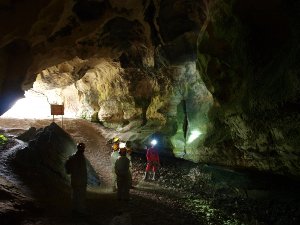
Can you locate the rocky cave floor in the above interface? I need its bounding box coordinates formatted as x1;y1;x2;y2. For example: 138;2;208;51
0;119;300;225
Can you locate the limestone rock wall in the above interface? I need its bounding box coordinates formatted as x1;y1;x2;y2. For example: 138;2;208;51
196;0;300;176
0;0;299;177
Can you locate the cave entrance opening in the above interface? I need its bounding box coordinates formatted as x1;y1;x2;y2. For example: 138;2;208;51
1;90;56;119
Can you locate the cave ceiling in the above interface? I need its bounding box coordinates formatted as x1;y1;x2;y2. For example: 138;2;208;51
0;0;300;177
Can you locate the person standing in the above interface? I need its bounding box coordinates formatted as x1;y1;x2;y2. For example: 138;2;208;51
110;137;120;192
115;147;131;201
125;141;134;189
65;142;87;215
144;139;160;181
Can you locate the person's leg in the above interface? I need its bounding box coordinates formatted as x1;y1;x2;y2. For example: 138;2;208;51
118;176;129;200
144;163;151;180
71;188;77;212
112;170;117;192
77;186;87;214
152;165;157;180
116;176;122;200
129;171;134;188
124;177;130;201
72;186;86;214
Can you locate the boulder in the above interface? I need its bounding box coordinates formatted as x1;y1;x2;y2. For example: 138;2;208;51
15;122;100;187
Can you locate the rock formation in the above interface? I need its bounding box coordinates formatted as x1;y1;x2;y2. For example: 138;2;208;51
0;0;299;177
15;122;100;187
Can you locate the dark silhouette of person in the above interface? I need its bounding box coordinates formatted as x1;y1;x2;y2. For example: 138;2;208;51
65;142;87;215
111;137;120;192
114;147;131;201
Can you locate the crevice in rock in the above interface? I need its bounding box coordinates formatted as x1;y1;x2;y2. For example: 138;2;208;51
182;100;188;136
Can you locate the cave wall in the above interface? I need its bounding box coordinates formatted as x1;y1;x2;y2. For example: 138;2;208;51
196;0;300;176
0;0;299;177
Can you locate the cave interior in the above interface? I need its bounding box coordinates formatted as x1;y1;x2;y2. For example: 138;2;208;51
0;0;300;224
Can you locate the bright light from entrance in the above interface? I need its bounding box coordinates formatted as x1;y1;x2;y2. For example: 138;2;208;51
1;91;51;119
187;130;202;143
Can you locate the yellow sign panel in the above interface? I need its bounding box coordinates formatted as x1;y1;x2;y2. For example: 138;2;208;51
51;105;64;115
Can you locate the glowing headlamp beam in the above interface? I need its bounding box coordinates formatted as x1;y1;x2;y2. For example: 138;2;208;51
119;142;126;149
187;130;202;143
150;139;157;146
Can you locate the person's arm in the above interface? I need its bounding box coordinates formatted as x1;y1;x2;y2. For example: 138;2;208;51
146;148;150;161
110;152;115;165
65;155;74;174
155;149;160;164
114;159;119;175
127;154;132;169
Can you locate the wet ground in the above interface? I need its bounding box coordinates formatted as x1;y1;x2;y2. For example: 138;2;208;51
1;118;300;225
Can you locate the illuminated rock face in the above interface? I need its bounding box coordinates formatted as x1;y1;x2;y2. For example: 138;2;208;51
0;0;300;176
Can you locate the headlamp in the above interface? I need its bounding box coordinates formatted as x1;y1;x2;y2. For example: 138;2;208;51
119;142;126;149
150;139;157;146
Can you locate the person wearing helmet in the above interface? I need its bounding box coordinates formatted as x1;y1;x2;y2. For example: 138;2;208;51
144;139;160;181
114;145;131;201
110;137;120;192
65;142;87;215
125;141;134;189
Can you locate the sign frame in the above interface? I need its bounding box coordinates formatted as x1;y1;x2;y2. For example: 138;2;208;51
50;104;64;115
50;104;64;128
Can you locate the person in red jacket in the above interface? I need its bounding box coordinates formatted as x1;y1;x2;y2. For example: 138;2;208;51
144;139;160;181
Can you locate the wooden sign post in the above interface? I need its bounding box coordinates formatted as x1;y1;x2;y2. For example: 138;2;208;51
50;104;64;128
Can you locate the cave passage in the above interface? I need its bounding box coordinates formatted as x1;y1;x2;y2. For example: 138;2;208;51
1;91;50;119
0;0;300;224
1;90;76;119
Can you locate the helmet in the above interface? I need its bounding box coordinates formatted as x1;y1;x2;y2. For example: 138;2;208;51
113;137;120;143
77;142;85;151
118;142;127;155
119;142;126;149
150;139;157;146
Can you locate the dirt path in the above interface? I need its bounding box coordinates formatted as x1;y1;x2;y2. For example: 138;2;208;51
62;119;113;189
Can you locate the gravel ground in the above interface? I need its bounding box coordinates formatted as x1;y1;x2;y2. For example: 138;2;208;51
1;118;300;225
